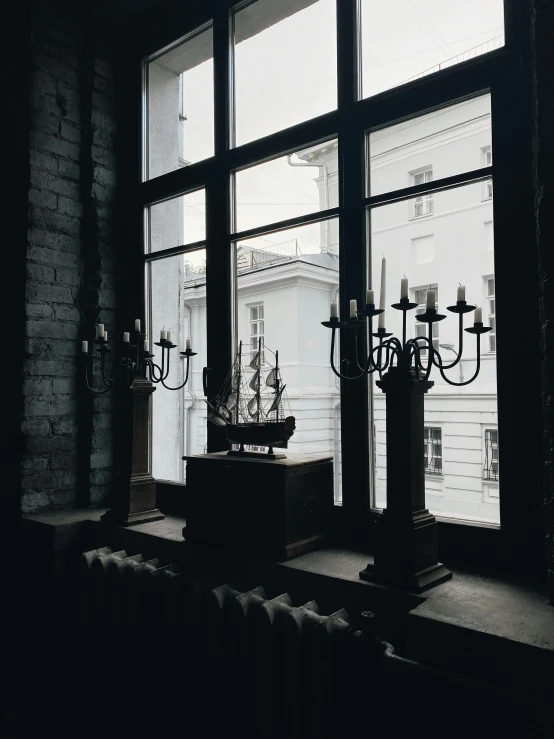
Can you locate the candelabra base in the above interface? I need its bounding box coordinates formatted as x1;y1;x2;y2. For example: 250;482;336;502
359;560;452;593
101;508;165;527
101;472;165;527
360;509;452;593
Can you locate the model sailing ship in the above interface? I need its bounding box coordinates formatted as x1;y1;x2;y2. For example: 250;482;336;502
207;338;296;458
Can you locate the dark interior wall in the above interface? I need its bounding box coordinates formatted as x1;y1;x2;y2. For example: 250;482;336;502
531;0;554;604
20;0;119;513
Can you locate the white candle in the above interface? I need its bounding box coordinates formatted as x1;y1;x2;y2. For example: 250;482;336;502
366;290;374;306
379;257;386;310
378;309;385;329
426;290;436;310
457;285;466;302
104;331;108;342
186;338;191;350
143;339;149;353
82;340;88;353
474;306;482;323
167;330;172;343
160;329;167;341
350;299;357;319
401;278;408;300
96;323;104;338
330;302;338;318
123;332;130;343
134;319;141;333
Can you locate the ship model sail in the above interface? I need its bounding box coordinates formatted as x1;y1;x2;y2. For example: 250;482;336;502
207;339;296;457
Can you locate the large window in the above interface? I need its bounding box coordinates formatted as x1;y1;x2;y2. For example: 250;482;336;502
141;0;535;542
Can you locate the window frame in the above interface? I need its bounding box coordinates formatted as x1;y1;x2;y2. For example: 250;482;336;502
138;0;542;575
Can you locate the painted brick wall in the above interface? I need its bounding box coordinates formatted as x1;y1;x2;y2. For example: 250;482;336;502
21;1;118;513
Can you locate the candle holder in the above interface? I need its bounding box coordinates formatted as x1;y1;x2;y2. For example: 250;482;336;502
322;298;490;592
82;326;196;527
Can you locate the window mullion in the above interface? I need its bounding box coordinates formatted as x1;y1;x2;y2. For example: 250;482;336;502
206;6;233;453
336;0;370;518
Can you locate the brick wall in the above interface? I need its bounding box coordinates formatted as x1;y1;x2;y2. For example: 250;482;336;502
21;1;118;513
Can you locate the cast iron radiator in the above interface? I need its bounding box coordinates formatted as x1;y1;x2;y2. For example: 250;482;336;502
79;546;387;736
79;548;550;739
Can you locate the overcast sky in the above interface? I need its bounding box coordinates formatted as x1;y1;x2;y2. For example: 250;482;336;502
177;0;503;264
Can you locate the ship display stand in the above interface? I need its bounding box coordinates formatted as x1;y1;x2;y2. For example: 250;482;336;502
182;340;334;560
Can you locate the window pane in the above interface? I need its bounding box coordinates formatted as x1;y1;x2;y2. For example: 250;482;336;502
369;95;492;196
369;180;499;524
231;218;341;501
147;189;206;254
360;1;504;99
146;26;214;180
149;250;207;482
233;0;337;147
234;140;338;232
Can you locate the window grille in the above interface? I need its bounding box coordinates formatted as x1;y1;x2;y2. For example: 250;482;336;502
412;168;433;217
486;277;496;352
414;286;439;355
484;429;499;481
424;427;442;474
249;304;265;363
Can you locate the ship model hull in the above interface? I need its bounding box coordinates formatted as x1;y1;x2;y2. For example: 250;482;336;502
225;418;295;449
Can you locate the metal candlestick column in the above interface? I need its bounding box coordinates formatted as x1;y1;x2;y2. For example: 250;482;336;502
82;328;197;527
322;299;490;592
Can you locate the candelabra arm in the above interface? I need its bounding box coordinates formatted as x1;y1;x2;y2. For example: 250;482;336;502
407;337;433;382
329;328;366;381
99;344;116;387
84;354;112;395
160;354;192;391
162;346;172;382
146;358;163;383
436;334;482;386
432;311;464;370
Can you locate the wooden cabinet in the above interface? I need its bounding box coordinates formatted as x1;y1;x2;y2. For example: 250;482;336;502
182;452;334;560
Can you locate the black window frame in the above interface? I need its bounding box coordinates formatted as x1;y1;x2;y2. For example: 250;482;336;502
135;0;542;575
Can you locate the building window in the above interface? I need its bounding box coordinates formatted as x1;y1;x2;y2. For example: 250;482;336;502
414;286;439;354
482;146;493;200
411;168;433;218
485;276;496;352
249;304;264;363
484;429;499;481
424;427;442;474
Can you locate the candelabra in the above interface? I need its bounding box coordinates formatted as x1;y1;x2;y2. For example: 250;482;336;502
82;326;196;395
81;321;196;527
323;296;491;592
